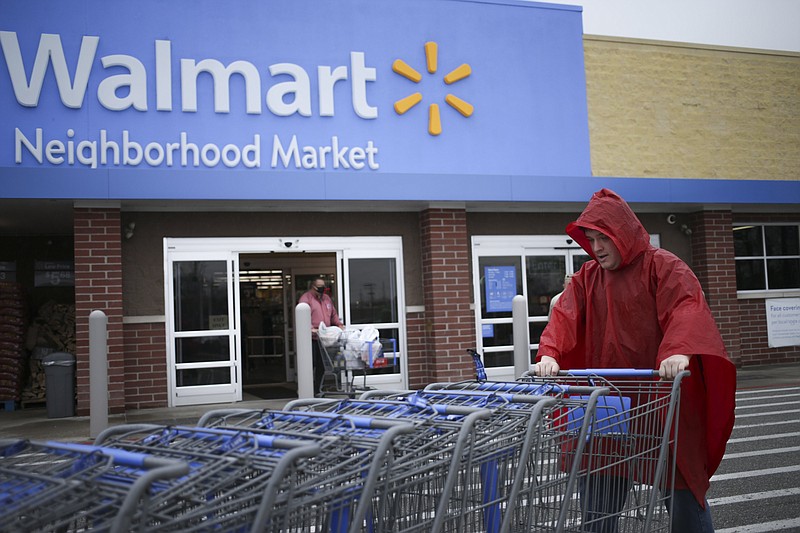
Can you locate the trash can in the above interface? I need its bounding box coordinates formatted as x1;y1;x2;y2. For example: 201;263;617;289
42;352;75;418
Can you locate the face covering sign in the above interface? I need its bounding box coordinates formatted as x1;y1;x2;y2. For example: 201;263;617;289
765;298;800;348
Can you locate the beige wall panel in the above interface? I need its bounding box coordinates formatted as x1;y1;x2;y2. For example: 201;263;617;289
121;211;422;316
584;38;800;181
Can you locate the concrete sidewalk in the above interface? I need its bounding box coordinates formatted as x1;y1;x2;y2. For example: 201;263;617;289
1;363;798;443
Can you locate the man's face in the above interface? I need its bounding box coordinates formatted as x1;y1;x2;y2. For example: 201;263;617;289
313;280;326;294
584;229;622;270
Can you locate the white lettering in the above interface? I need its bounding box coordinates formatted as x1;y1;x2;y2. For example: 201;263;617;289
181;58;262;114
201;143;220;166
0;31;97;108
100;130;119;165
365;141;379;169
181;132;199;166
349;146;365;169
66;129;74;165
155;40;172;111
267;63;312;117
331;136;349;169
2;32;380;119
350;52;377;119
272;134;300;168
13;128;262;169
270;134;379;170
165;142;179;166
15;127;42;163
221;144;241;167
242;135;260;168
123;130;143;165
98;54;148;111
76;140;97;168
318;65;348;117
144;142;164;166
45;140;64;165
301;146;317;169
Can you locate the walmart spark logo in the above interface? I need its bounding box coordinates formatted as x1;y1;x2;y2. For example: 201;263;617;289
392;41;473;136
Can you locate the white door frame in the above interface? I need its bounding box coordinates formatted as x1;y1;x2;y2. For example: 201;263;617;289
471;235;586;381
164;236;407;406
164;249;241;406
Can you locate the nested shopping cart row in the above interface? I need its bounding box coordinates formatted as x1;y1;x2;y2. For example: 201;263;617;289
0;370;685;533
425;370;686;533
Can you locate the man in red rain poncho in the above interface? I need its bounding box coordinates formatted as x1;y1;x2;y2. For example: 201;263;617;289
535;189;736;533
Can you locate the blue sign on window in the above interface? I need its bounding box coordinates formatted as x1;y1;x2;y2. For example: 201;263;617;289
482;323;494;338
485;265;516;313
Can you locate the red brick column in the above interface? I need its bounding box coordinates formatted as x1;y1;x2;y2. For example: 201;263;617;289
123;322;168;409
74;207;125;415
689;210;741;366
415;208;475;387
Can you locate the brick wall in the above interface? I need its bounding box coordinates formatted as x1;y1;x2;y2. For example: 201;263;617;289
74;207;125;415
123;321;168;409
584;37;800;181
405;311;429;390
733;213;800;366
419;209;475;384
738;300;800;366
689;210;741;365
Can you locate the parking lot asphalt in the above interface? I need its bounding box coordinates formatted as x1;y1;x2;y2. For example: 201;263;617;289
1;362;798;443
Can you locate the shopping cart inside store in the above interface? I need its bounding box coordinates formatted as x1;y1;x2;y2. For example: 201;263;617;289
317;324;397;397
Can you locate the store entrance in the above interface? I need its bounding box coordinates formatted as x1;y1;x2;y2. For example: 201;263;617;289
238;253;338;400
165;236;406;407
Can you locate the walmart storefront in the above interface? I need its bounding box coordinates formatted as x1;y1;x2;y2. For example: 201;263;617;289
2;0;798;413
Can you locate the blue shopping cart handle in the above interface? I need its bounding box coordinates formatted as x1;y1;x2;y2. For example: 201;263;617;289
559;368;659;378
44;440;152;468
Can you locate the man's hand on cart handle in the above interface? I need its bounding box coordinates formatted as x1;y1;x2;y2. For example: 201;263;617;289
659;354;691;380
533;355;560;376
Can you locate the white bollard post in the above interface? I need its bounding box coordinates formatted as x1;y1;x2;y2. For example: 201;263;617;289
89;309;109;438
295;302;314;399
512;295;531;379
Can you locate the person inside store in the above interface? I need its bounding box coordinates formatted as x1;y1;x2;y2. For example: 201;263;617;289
298;277;345;394
548;273;573;320
534;188;736;533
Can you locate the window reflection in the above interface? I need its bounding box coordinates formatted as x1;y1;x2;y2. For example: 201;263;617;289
175;336;229;364
176;367;230;387
734;224;800;291
173;261;229;332
526;256;565;316
349;258;398;324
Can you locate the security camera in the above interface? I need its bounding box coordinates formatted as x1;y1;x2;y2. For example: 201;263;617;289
284;241;293;248
566;239;573;245
666;214;677;225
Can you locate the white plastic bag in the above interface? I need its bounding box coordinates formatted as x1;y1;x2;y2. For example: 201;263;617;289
358;326;381;363
317;323;342;348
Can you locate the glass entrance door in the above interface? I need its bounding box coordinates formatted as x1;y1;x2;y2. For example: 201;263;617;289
164;236;407;406
472;236;587;380
342;247;405;390
166;251;240;406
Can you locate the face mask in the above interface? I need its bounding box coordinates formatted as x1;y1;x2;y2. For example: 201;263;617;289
315;286;325;294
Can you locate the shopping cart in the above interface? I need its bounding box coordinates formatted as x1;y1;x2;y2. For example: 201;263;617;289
197;408;416;533
93;424;323;532
286;395;502;533
364;384;610;532
0;438;188;533
512;369;687;533
443;348;685;531
319;336;397;397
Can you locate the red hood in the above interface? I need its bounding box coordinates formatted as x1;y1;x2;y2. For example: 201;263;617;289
566;188;651;269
